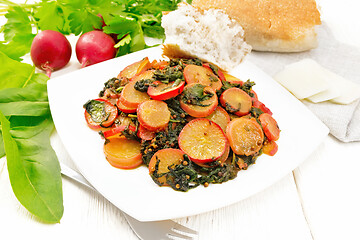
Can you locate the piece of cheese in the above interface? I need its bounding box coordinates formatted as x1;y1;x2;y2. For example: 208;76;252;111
274;58;360;105
324;69;360;105
274;59;329;99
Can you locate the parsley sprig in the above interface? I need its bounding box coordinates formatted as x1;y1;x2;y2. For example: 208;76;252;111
0;0;191;61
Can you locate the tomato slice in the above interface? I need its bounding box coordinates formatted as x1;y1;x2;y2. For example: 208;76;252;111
183;65;222;91
84;98;118;129
259;113;280;141
147;80;185;100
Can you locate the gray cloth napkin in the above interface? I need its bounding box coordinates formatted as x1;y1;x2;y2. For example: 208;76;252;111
247;23;360;142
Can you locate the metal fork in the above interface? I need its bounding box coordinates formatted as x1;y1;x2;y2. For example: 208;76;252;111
60;162;198;240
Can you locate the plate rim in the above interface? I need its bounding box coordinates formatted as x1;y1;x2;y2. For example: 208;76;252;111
48;46;329;221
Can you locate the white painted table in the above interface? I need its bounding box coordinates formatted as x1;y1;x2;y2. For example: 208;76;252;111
1;1;359;239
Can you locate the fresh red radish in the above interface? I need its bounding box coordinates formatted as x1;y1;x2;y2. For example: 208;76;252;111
30;30;72;77
76;30;116;68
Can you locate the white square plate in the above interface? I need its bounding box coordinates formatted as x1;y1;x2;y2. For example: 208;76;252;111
48;47;329;221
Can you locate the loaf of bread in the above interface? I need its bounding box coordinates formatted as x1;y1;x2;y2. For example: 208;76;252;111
161;3;251;71
192;0;321;52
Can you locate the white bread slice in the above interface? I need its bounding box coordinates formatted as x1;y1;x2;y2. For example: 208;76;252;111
192;0;321;53
161;3;251;71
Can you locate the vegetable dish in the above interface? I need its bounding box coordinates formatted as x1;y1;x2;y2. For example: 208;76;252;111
83;57;280;191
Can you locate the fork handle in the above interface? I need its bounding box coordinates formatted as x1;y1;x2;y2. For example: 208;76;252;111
59;162;144;239
60;162;95;190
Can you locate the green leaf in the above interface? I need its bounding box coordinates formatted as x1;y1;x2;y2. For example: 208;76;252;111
0;33;35;61
0;51;35;89
0;51;48;89
0;6;36;61
34;2;67;33
0;111;63;223
57;0;86;9
114;34;131;48
129;22;145;52
143;25;164;39
68;10;103;35
103;15;138;36
3;6;33;42
0;131;4;158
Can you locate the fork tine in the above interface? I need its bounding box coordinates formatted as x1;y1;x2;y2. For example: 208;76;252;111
173;222;198;235
167;230;194;240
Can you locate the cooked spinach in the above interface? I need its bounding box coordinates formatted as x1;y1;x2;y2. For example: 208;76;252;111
83;100;109;123
165;97;188;124
153;65;184;84
154;154;239;192
99;77;124;96
134;78;154;92
181;84;213;107
240;80;256;96
169;58;203;67
141;121;185;166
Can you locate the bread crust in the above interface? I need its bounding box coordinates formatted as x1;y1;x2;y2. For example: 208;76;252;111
192;0;321;52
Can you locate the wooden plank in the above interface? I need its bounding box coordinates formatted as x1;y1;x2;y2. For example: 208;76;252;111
294;136;360;240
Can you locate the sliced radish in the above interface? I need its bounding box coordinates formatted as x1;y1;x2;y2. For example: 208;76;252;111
196;142;230;168
220;87;252;116
84;98;118;129
183;65;222;91
252;98;273;115
205;106;230;133
179;118;227;164
180;83;218;118
116;98;137;113
259;113;280;141
151;60;169;70
137;124;156;140
119;70;153;108
202;63;226;81
103;137;142;169
102;125;136;139
147;80;185;100
137;100;171;131
262;140;278;156
148;148;185;186
117;57;152;79
223;72;243;85
226;117;264;156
